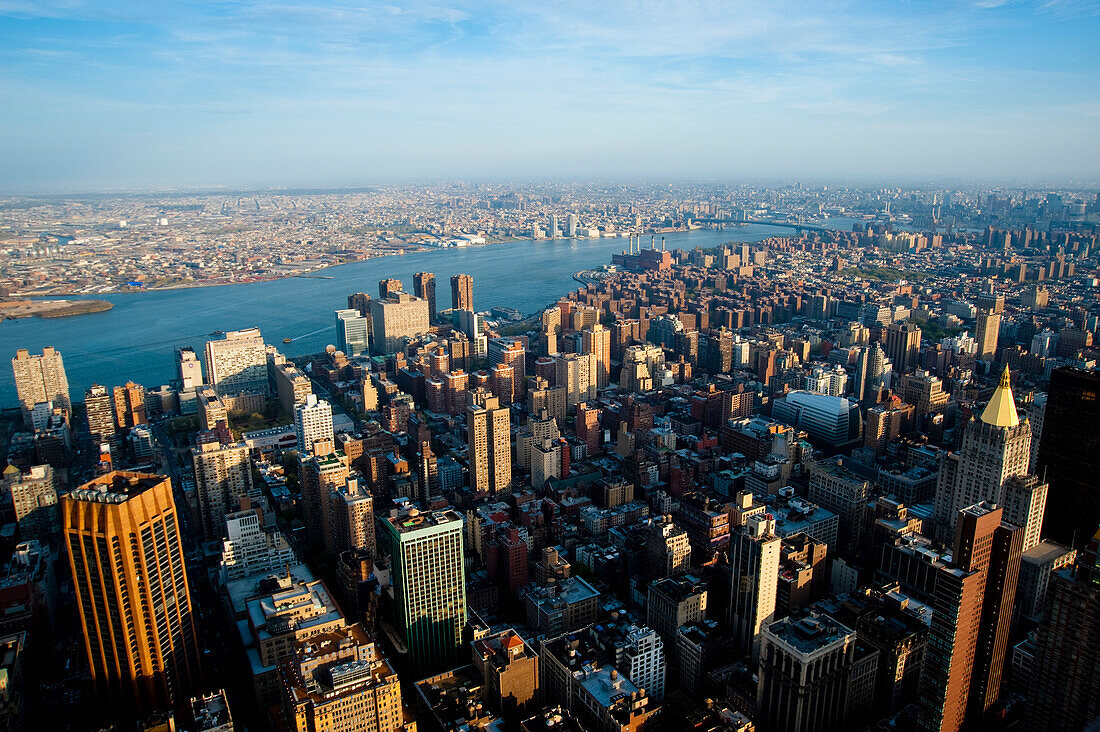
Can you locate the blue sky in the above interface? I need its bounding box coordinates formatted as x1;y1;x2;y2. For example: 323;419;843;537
1;0;1098;191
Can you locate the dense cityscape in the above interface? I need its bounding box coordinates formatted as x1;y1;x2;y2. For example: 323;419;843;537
0;181;1098;732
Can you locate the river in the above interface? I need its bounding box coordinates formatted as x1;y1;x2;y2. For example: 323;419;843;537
0;222;854;402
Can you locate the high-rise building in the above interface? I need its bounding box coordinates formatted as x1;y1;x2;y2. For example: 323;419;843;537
192;436;253;540
379;278;403;299
3;464;59;546
205;328;268;397
335;309;370;356
11;347;70;426
381;506;467;675
1026;529;1100;731
113;381;147;429
975;309;1001;362
756;612;859;732
554;352;597;408
566;213;578;237
935;368;1036;544
85;383;119;459
299;451;349;552
581;324;611;389
370;293;431;354
548;214;558;238
219;508;296;582
488;338;527;402
295;394;334;455
63;472;199;711
467;390;512;496
727;512;781;661
885;321;922;374
450;274;473;312
177;347;204;389
1037;368;1100;546
916;502;1022;732
413;272;437;323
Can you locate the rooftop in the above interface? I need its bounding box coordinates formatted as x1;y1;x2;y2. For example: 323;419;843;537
766;612;854;657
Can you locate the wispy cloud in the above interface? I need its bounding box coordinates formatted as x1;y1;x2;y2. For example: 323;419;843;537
0;0;1096;189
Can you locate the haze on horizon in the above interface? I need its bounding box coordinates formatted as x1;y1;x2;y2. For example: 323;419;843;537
1;0;1098;193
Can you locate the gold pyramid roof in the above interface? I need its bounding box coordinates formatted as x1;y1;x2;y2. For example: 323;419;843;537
980;366;1019;428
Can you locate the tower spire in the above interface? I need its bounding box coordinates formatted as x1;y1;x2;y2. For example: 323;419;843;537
980;365;1019;427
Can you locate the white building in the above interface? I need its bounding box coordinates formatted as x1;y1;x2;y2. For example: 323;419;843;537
220;509;296;582
295;394;333;455
205;328;269;397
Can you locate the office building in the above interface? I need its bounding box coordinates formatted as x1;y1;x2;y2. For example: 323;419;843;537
11;347;70;426
885;321;922;373
177;347;204;389
917;502;1022;732
450;273;473;311
727;513;781;661
295;394;334;455
646;574;707;653
413;271;436;323
771;390;862;450
370;293;431;354
806;457;874;550
467;390;512;496
1026;531;1100;732
756;613;859;732
935;367;1036;544
525;576;600;636
63;472;199;711
335;309;370;356
975;309;1001;361
205;328;269;397
381;506;467;675
1037;367;1100;546
192;437;253;540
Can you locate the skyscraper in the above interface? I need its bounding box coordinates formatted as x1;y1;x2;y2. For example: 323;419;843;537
935;368;1036;544
85;383;119;460
192;436;253;540
413;271;437;323
1027;528;1100;731
11;347;70;426
885;321;922;374
295;394;334;455
581;323;611;388
63;472;199;711
1037;367;1100;546
975;309;1001;362
554;352;597;408
381;505;467;675
335;308;370;356
756;613;859;732
467;390;512;496
205;327;268;397
488;337;526;402
450;274;473;311
566;213;578;237
727;512;781;661
917;502;1022;732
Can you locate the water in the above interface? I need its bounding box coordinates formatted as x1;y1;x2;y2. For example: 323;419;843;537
0;223;852;402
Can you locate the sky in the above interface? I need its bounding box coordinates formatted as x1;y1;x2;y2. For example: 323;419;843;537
1;0;1098;192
